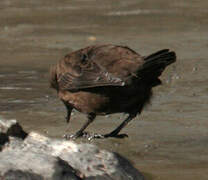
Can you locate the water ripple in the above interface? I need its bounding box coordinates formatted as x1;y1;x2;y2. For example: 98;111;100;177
106;9;177;16
0;87;32;90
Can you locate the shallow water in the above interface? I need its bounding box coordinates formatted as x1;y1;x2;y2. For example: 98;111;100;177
1;0;208;179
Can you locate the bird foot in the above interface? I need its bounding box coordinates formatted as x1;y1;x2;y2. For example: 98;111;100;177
87;133;128;140
64;132;105;141
104;133;128;139
87;133;105;141
63;131;90;140
63;132;128;140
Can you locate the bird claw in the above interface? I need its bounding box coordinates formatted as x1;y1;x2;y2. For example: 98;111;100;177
63;134;75;139
63;131;90;140
116;133;128;138
87;133;128;140
63;132;128;140
104;133;128;138
87;133;105;141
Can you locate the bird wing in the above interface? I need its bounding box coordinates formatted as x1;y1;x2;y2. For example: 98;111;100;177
58;60;125;91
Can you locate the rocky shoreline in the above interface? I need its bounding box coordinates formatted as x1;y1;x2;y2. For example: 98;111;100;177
0;118;144;180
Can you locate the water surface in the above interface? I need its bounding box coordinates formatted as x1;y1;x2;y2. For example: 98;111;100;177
0;0;208;179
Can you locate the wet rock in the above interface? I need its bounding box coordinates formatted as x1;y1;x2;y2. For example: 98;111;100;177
0;118;27;150
0;118;27;139
0;148;80;180
0;119;144;180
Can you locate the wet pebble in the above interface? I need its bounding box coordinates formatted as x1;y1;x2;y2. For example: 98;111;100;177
87;36;96;41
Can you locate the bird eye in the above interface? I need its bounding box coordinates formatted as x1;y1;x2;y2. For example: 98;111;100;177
81;54;88;65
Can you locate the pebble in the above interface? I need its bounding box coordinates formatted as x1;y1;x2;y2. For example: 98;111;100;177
87;36;96;41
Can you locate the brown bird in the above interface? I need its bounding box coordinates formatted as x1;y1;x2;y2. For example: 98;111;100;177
50;44;176;139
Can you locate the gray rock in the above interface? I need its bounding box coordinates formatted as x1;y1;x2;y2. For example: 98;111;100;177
0;119;145;180
0;118;27;139
0;118;27;151
0;147;81;180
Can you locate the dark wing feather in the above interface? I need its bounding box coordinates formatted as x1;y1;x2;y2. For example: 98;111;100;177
58;61;125;91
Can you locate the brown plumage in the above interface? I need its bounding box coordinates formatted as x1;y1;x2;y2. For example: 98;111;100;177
50;44;176;139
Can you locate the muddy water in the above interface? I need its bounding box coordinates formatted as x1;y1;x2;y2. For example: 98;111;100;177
1;0;208;179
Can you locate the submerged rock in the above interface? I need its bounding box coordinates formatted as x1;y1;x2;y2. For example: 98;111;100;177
0;118;144;180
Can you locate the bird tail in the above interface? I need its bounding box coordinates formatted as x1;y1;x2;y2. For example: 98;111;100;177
137;49;176;86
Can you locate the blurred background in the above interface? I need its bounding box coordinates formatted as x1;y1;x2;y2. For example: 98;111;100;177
0;0;208;179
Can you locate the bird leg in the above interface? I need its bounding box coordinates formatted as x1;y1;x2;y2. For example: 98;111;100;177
65;107;72;123
65;113;96;139
62;101;73;123
90;113;137;139
104;114;136;138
